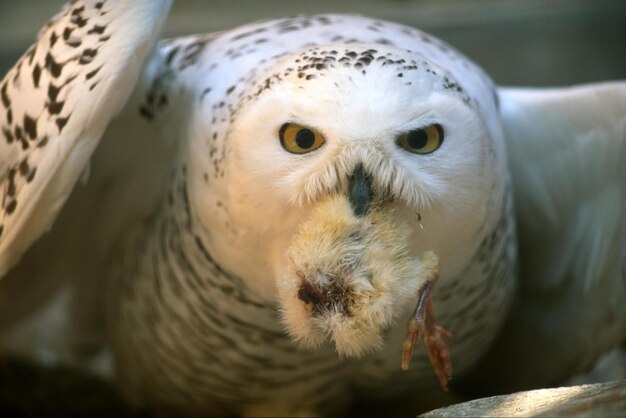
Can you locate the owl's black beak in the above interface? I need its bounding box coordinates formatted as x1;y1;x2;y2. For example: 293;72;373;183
348;164;373;217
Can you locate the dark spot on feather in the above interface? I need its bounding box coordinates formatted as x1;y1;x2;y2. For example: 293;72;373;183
165;46;180;65
23;114;37;139
18;159;29;176
231;27;266;41
56;116;69;132
79;48;98;65
5;199;17;215
38;136;49;148
278;26;298;34
2;128;13;144
48;83;60;102
1;82;10;108
87;25;106;35
71;14;88;28
48;101;64;115
50;31;58;47
139;106;153;120
63;27;74;41
85;66;101;80
45;53;63;78
32;64;42;87
27;168;37;183
14;126;22;141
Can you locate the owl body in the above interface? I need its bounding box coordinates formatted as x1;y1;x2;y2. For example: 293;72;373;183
1;2;623;416
106;15;515;414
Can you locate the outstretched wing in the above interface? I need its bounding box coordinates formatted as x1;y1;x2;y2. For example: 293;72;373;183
0;0;172;277
468;82;626;392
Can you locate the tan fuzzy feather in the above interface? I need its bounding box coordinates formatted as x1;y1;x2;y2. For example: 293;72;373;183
278;194;432;357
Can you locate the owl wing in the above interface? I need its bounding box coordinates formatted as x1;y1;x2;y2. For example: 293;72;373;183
0;0;172;278
468;82;626;392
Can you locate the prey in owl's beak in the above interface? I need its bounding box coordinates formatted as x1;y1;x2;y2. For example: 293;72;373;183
278;165;452;388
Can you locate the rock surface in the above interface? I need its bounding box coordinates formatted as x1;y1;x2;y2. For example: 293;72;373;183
420;380;626;417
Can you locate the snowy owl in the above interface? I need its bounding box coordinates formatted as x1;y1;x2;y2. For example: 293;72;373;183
0;1;624;416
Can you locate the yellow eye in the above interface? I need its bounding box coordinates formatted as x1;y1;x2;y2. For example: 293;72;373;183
397;124;444;155
279;123;326;154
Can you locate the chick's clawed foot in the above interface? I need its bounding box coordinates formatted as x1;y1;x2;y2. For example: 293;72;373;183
401;254;452;390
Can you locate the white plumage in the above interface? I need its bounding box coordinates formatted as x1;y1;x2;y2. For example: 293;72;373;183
0;1;623;415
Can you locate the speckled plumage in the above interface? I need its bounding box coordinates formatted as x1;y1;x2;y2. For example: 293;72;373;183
0;1;624;416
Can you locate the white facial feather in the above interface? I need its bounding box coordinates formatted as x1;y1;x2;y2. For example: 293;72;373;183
230;48;491;209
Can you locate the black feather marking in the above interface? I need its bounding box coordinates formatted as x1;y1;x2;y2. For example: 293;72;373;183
27;168;37;183
2;128;13;144
48;83;60;102
14;126;22;141
70;13;88;28
79;48;98;65
56;116;69;132
18;159;29;176
38;136;49;148
5;199;17;215
1;82;10;108
85;66;101;80
63;27;74;41
71;5;85;15
165;46;180;65
87;25;106;35
23;114;37;139
50;31;58;47
32;64;42;88
48;101;64;115
45;53;63;78
139;106;153;120
6;169;16;197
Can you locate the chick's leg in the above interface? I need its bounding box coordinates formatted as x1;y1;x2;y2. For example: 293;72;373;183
401;261;452;390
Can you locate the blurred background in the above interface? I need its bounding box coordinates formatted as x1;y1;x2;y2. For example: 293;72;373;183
0;0;625;86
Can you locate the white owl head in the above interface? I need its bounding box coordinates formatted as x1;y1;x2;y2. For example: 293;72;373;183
191;43;501;356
